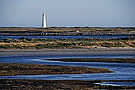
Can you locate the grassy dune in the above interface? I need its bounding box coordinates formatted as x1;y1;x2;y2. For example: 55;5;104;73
0;37;135;49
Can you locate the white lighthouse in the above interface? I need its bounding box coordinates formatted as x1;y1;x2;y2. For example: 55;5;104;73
42;12;47;28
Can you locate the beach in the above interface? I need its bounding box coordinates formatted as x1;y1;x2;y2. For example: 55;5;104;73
0;48;135;56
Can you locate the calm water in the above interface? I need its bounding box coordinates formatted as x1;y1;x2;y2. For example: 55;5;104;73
0;35;134;39
0;54;135;86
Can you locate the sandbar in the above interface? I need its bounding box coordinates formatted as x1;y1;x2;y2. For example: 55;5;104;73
0;63;112;76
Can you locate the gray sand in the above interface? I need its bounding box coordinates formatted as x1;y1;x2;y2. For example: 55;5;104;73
0;48;135;56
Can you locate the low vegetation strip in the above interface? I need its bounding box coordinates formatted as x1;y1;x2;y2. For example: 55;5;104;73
0;27;135;36
0;63;112;76
47;58;135;63
0;37;135;49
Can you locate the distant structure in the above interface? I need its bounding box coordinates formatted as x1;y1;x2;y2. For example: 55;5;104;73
42;12;47;28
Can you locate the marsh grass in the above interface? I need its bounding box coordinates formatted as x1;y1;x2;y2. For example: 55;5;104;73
0;37;135;49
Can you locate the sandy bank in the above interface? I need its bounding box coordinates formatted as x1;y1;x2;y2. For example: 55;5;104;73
0;48;135;56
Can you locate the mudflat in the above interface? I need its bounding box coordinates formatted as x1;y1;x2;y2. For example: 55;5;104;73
47;58;135;63
0;79;135;90
0;63;112;76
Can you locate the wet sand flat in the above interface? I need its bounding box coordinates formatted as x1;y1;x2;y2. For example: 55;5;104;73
0;49;135;56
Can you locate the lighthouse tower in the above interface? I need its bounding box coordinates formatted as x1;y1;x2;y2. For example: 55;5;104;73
42;12;47;28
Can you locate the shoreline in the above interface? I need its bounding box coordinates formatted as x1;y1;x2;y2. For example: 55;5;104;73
0;48;135;56
1;47;135;51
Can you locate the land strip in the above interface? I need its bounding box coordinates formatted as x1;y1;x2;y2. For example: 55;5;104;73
47;58;135;63
0;27;135;36
0;79;135;90
0;63;112;76
0;49;135;56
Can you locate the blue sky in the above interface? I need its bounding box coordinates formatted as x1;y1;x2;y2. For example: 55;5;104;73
0;0;135;27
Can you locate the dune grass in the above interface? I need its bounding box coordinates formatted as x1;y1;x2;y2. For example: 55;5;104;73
0;37;135;49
